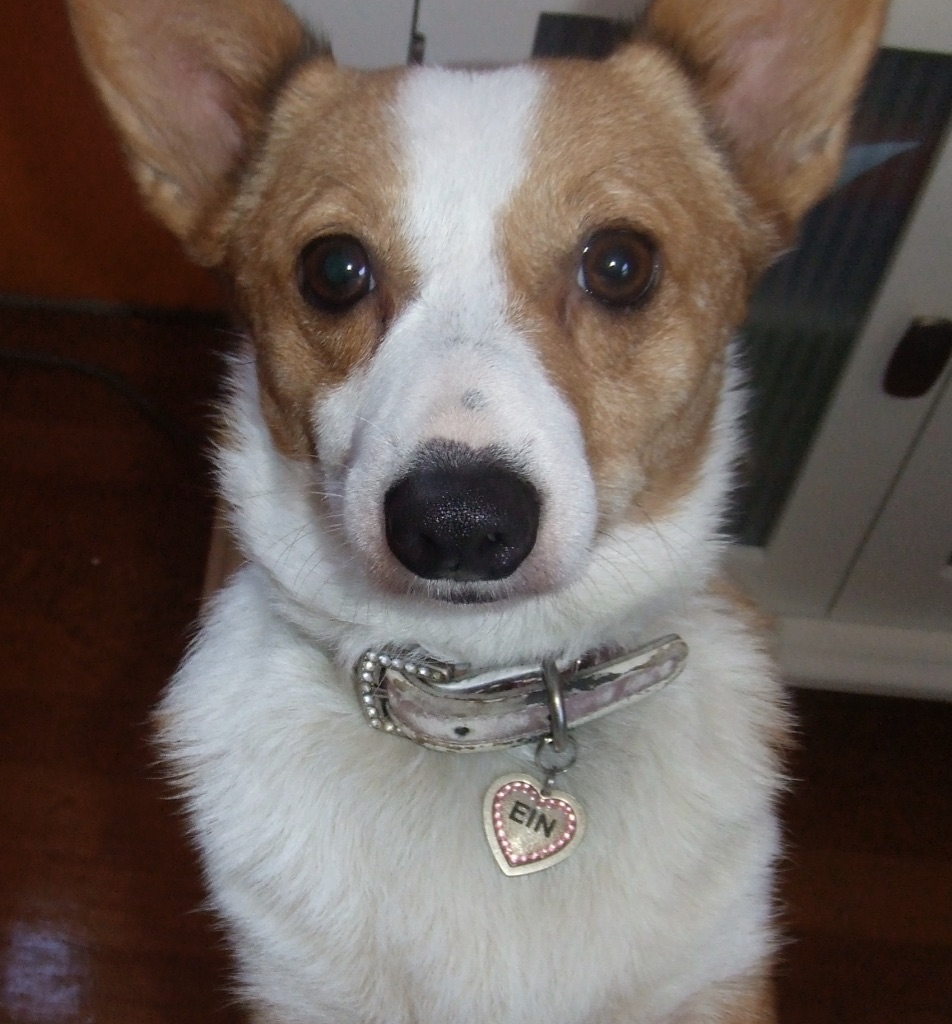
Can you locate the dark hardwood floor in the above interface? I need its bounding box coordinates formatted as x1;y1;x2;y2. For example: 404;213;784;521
1;305;950;1023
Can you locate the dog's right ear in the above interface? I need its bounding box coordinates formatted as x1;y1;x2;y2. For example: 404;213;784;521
68;0;319;262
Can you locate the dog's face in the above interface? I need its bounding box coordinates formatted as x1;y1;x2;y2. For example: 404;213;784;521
228;54;760;607
69;0;885;642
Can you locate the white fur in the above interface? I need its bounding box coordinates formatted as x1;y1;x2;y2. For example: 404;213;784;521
162;63;784;1024
164;559;781;1024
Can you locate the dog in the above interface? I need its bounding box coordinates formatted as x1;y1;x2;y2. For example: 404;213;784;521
69;0;886;1020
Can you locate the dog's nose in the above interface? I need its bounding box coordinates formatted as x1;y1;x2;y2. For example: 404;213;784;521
384;443;540;583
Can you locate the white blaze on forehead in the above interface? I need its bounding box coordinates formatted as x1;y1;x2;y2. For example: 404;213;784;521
382;64;583;460
396;65;542;303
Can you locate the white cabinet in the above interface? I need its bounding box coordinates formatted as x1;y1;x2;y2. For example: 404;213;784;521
833;375;952;633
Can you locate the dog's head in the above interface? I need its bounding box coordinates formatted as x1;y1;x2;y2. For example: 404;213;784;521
69;0;884;660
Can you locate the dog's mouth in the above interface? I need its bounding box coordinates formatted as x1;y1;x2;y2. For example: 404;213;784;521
402;577;523;606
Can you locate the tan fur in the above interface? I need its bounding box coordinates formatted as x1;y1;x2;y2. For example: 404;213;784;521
710;579;796;764
223;63;412;456
670;971;778;1023
501;48;765;527
68;0;314;257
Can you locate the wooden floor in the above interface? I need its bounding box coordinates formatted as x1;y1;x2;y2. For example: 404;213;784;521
1;305;950;1023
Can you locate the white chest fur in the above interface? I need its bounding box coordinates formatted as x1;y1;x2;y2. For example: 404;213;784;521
160;568;782;1024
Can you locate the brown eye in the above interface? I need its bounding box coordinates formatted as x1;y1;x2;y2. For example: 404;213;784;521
578;229;660;309
298;234;375;312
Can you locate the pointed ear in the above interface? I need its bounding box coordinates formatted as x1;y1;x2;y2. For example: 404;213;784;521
645;0;887;240
68;0;318;262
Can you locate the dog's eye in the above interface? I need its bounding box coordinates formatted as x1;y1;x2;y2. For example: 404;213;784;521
578;229;660;309
298;235;375;312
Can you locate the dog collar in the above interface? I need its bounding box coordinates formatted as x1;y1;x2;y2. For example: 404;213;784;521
353;633;687;753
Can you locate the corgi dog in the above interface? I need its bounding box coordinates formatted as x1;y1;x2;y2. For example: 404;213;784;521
69;0;885;1021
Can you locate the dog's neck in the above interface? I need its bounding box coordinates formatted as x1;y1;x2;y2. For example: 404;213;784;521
248;553;689;748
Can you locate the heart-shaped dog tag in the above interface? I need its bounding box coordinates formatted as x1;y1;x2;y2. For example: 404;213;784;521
483;774;585;876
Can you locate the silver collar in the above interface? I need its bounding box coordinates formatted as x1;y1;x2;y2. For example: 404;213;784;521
354;634;688;753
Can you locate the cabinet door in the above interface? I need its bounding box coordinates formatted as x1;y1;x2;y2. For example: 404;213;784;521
831;373;952;632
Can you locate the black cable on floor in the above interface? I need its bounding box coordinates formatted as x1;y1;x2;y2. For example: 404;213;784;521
0;347;196;454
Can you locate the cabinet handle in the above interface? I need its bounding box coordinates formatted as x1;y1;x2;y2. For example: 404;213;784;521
883;317;952;399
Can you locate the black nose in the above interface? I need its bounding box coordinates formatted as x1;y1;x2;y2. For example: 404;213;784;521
384;443;540;583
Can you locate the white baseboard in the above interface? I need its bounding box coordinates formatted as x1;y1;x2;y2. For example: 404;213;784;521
776;616;952;700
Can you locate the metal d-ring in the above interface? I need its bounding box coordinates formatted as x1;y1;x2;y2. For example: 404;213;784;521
541;658;569;754
538;658;577;791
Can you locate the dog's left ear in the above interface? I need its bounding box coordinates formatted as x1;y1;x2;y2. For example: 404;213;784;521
68;0;318;262
643;0;887;243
